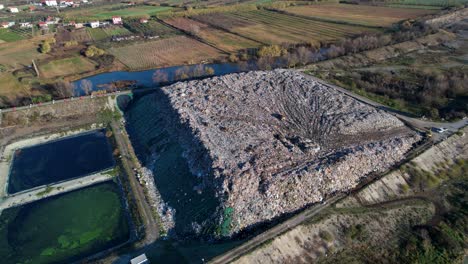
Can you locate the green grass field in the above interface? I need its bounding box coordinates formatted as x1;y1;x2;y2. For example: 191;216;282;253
87;28;109;41
0;29;24;42
103;27;132;36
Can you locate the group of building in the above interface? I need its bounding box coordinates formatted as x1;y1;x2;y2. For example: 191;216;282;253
1;14;149;31
41;0;90;8
0;0;90;15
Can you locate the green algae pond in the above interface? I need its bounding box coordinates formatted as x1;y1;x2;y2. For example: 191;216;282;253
0;182;131;264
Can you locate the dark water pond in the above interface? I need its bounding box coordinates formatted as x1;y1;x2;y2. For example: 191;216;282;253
125;92;247;263
72;62;251;95
8;129;115;194
0;182;130;264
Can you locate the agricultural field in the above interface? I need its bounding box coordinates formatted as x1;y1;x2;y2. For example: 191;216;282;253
55;27;92;44
281;4;437;27
103;26;132;37
38;56;97;79
87;28;109;41
124;19;179;38
164;17;260;52
0;36;50;68
0;29;24;42
384;0;468;8
62;4;173;21
195;10;378;45
108;35;223;69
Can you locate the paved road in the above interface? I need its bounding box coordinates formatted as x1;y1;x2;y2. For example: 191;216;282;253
209;194;345;264
0;171;111;210
111;121;160;245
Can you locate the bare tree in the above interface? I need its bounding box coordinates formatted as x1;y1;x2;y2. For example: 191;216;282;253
80;79;93;95
152;70;169;84
53;81;75;98
192;64;205;77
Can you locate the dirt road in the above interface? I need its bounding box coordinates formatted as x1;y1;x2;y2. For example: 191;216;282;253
111;121;160;245
209;194;345;264
0;171;112;210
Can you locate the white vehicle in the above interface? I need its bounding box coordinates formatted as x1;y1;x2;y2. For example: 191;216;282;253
433;127;448;133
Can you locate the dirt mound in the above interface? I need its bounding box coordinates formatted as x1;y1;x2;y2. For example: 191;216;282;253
139;70;420;236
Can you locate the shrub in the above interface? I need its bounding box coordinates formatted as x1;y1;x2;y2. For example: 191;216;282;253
64;40;78;47
84;45;105;57
40;41;51;54
319;230;334;242
257;45;287;58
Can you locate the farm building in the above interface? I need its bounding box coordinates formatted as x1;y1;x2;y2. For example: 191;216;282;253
61;0;74;7
1;22;10;29
140;18;148;23
20;22;33;28
130;254;149;264
75;22;83;28
112;16;123;25
8;7;19;13
42;0;58;6
90;21;100;28
38;21;48;29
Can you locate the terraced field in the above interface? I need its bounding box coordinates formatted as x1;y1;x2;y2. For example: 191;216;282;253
282;4;436;27
195;10;377;45
164;17;260;52
108;36;222;69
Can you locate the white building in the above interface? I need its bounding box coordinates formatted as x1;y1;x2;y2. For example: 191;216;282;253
130;254;149;264
112;16;122;25
20;22;33;28
9;7;19;13
89;21;99;28
0;4;4;10
62;0;74;6
42;0;58;6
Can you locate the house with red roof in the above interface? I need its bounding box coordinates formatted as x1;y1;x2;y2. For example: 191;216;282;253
112;16;122;25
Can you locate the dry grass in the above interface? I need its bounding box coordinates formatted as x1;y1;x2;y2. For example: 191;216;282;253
39;56;97;79
283;4;436;27
164;17;260;52
0;73;30;99
0;36;51;69
108;36;223;69
197;10;377;45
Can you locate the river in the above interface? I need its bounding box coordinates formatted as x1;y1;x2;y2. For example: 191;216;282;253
71;62;255;95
